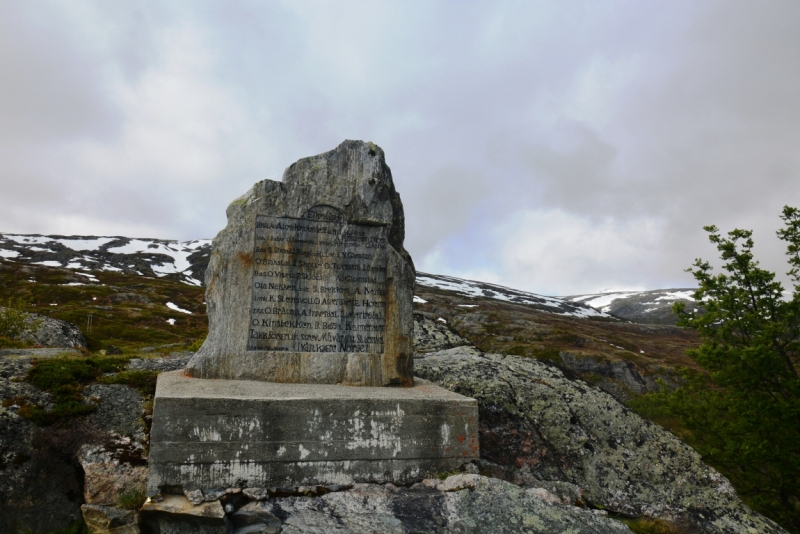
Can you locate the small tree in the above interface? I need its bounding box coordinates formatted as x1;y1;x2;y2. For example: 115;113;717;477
657;206;800;531
0;297;33;342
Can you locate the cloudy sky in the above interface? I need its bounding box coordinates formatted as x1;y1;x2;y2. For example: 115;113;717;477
1;0;799;296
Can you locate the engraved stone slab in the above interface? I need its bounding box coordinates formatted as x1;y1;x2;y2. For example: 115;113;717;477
185;140;415;386
248;208;388;354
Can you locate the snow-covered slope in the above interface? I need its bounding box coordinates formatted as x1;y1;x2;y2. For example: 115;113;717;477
417;272;615;319
0;233;211;286
562;289;698;325
1;233;677;322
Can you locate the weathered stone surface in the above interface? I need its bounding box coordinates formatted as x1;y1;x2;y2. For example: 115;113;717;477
414;346;788;533
84;384;145;437
147;370;478;494
81;504;139;534
79;435;148;506
186;140;415;387
245;476;632;533
413;312;472;354
126;352;192;373
230;501;282;533
19;312;87;349
141;494;226;534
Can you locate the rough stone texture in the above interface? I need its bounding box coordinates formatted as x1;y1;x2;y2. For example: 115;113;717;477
413;312;472;354
126;352;193;373
414;346;787;534
17;311;88;349
147;370;478;494
242;475;632;533
562;288;699;325
84;384;145;437
186;140;415;387
0;354;84;534
141;494;226;534
79;435;148;506
81;504;140;534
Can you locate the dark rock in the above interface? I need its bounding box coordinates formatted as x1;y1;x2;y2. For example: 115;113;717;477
0;354;85;533
84;384;145;437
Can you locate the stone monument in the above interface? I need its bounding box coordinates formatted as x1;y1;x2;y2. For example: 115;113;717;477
147;141;478;497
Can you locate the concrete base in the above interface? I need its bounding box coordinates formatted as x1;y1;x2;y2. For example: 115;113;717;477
147;371;479;494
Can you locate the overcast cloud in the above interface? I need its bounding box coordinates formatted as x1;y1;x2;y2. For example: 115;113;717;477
1;0;799;295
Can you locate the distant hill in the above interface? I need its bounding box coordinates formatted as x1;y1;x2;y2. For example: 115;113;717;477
562;289;699;325
0;233;211;286
0;232;702;401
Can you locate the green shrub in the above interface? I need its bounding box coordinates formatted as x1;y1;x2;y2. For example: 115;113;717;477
187;335;207;352
23;356;131;426
99;370;159;397
0;297;40;347
117;487;147;510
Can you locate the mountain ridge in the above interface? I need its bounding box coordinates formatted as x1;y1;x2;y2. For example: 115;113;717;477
1;232;697;324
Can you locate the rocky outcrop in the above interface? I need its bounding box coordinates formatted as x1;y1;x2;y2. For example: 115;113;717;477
0;352;85;534
139;475;632;534
562;289;699;325
413;311;472;354
414;347;786;533
79;435;148;506
81;504;139;534
0;309;88;349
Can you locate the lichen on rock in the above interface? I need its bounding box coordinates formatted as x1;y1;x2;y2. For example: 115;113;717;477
414;346;787;533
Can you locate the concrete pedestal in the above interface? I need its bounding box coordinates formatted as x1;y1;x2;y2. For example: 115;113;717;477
147;371;479;495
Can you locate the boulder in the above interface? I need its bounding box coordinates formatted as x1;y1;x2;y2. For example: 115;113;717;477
140;494;226;534
413;312;472;354
84;384;145;437
246;475;632;533
79;435;148;506
414;346;787;533
20;312;87;349
81;504;139;534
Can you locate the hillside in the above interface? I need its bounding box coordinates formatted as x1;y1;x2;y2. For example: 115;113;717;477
562;289;699;325
0;233;702;402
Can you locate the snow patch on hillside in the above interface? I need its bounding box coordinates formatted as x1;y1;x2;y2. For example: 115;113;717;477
416;272;613;319
0;233;211;286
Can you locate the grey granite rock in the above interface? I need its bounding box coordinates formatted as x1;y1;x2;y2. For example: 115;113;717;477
9;311;88;349
414;347;787;533
247;475;632;533
413;312;472;354
84;384;145;437
186;140;415;386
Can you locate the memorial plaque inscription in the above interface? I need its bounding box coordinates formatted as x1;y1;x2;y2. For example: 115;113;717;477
248;206;388;353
